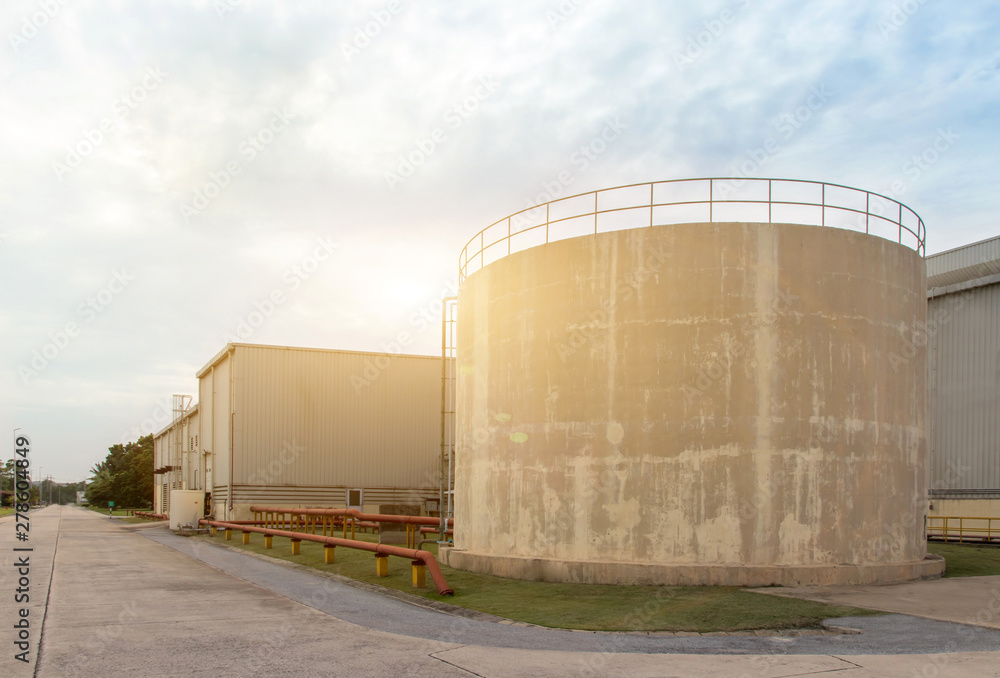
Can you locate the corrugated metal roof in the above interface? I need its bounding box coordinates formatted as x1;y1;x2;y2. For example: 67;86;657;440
926;234;1000;289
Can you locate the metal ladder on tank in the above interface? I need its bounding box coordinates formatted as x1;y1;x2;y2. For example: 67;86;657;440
438;297;457;544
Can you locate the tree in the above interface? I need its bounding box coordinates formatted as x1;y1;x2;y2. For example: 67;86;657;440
85;435;154;508
1;459;13;507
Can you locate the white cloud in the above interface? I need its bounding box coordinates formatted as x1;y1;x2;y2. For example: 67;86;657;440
1;0;998;480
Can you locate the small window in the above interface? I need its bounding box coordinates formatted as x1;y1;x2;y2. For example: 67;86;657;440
347;488;363;509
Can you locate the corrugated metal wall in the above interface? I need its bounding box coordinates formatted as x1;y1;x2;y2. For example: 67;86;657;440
928;281;1000;496
200;352;231;510
230;345;441;490
152;406;198;511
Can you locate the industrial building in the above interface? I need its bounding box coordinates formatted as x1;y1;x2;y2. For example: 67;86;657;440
153;343;444;521
148;177;997;585
152;398;198;515
926;235;1000;518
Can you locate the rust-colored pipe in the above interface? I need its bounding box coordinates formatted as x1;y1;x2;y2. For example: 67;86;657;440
249;505;453;527
202;519;454;596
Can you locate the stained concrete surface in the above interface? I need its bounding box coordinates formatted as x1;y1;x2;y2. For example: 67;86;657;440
1;506;998;678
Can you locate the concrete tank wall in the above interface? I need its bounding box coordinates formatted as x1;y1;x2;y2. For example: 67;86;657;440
446;221;943;586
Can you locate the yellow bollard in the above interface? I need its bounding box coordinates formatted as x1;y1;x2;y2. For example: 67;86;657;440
375;554;388;577
290;539;301;556
411;561;426;588
324;545;336;564
225;529;232;541
264;535;273;549
242;532;250;545
210;526;217;537
351;518;355;540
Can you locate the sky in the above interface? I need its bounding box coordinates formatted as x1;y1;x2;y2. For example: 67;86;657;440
1;0;998;483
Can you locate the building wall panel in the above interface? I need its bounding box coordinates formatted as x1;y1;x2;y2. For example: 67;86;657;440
230;345;441;491
928;282;1000;495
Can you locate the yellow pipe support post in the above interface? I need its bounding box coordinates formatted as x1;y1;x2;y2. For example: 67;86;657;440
351;517;356;540
225;529;232;541
264;535;273;549
290;539;301;556
242;531;250;545
412;561;426;588
342;516;347;539
324;545;336;564
375;554;389;577
210;526;217;537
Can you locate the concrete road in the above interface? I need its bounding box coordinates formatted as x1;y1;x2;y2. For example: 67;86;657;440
754;576;1000;630
0;505;998;677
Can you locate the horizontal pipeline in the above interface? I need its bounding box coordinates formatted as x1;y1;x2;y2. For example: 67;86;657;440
135;512;168;520
201;519;454;596
249;505;454;528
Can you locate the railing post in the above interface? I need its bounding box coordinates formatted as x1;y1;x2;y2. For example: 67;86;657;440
649;182;654;227
594;191;598;234
898;202;903;245
768;179;772;223
709;179;713;222
507;216;511;255
821;183;825;226
866;193;870;234
546;203;550;243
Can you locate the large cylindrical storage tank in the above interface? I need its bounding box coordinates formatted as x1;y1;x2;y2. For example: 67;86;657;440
445;181;944;586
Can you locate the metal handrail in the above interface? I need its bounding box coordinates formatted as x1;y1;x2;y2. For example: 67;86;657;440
458;177;926;283
926;516;1000;544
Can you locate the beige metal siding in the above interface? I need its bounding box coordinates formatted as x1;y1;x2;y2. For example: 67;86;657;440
206;353;232;501
928;281;1000;497
230;345;440;490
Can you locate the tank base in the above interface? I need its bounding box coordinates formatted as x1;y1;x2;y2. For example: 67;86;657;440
440;549;945;587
